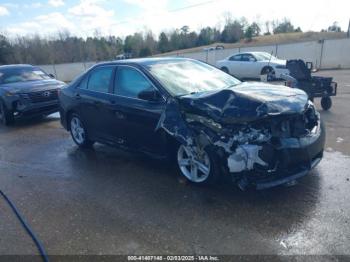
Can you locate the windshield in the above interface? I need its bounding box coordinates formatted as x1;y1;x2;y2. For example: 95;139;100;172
0;67;51;85
146;60;241;96
254;52;278;61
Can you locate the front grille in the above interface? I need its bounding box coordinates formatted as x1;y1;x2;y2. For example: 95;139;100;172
268;106;318;139
21;89;58;103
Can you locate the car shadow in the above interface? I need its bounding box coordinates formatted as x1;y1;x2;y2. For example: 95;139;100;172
0;113;59;131
65;143;321;238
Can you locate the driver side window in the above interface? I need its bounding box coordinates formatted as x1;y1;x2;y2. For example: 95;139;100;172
114;67;154;99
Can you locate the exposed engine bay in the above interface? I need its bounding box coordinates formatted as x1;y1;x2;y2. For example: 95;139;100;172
156;85;324;189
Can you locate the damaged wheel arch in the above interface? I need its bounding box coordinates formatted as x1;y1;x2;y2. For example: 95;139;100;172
154;73;324;189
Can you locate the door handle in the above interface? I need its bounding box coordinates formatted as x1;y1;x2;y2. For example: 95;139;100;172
93;101;102;106
114;111;125;119
75;93;81;100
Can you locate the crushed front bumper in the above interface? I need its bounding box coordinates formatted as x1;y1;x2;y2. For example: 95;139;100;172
255;155;322;190
239;120;325;190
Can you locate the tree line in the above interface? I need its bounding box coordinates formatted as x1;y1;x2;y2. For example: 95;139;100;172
0;17;340;65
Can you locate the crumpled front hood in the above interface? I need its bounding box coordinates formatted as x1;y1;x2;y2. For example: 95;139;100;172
177;82;308;123
0;79;65;94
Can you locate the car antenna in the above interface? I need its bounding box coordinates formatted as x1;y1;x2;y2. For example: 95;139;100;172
267;50;273;68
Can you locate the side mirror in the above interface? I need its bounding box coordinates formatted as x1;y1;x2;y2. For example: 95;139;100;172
48;73;55;79
249;57;256;62
138;88;162;102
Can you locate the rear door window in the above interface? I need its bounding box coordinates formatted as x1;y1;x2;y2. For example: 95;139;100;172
87;66;113;93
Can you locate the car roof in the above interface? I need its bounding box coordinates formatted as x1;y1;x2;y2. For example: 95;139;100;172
94;57;195;67
231;51;270;56
0;64;34;70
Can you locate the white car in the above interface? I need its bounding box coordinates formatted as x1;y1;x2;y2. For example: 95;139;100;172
216;52;289;80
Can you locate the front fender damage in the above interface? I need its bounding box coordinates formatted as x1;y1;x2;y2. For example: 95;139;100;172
155;88;316;190
155;98;274;188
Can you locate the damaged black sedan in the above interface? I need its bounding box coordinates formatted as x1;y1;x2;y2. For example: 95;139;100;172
59;58;325;190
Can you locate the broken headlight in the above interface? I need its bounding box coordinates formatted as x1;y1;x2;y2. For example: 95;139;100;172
5;91;14;97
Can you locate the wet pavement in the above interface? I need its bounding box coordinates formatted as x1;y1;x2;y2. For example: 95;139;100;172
0;70;350;257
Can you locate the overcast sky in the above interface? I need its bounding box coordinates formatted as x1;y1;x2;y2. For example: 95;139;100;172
0;0;349;38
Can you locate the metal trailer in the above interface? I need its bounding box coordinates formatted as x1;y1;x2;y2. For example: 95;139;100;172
282;59;337;110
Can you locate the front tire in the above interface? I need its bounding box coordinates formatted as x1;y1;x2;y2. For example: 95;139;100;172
176;144;220;185
321;97;332;110
69;114;94;147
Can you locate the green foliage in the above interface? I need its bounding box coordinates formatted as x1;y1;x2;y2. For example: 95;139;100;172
197;27;214;46
0;34;13;64
221;20;244;43
158;32;170;53
245;22;261;41
244;26;253;41
272;18;302;34
0;16;303;65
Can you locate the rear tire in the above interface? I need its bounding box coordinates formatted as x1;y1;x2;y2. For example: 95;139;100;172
176;144;220;185
69;114;94;148
261;66;275;81
0;100;14;126
321;97;332;110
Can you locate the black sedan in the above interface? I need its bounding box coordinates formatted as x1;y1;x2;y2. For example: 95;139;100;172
0;64;65;125
59;58;325;190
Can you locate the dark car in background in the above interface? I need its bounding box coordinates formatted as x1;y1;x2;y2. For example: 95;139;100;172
0;64;65;125
59;58;325;190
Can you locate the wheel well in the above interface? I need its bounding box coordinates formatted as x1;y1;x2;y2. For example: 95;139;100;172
162;131;181;160
261;66;273;75
221;66;229;72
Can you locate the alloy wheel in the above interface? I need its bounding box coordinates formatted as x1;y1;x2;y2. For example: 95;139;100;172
177;144;211;183
70;116;86;145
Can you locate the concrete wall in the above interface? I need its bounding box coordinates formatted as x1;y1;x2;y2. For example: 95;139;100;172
321;38;350;69
177;39;350;70
38;38;350;82
276;41;322;68
40;62;96;82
